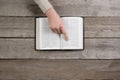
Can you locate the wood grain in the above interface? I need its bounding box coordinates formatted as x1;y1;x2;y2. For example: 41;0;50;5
0;0;119;79
0;0;120;16
0;38;120;59
0;17;34;37
0;17;120;38
85;17;120;37
0;60;120;80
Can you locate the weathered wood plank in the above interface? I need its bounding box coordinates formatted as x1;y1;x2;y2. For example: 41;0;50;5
0;60;120;80
0;17;120;38
0;0;43;16
0;0;120;16
0;17;34;37
0;38;120;59
85;17;120;37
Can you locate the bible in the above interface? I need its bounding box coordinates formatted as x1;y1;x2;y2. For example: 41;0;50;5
36;17;84;50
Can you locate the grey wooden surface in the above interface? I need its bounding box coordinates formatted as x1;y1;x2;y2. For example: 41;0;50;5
0;60;120;80
0;38;120;59
0;17;120;59
0;0;120;16
0;0;119;59
0;0;120;80
0;17;120;38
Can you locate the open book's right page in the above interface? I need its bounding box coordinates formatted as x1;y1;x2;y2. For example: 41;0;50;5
61;17;83;50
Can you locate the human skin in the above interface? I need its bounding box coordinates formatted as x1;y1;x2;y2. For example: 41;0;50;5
46;8;69;41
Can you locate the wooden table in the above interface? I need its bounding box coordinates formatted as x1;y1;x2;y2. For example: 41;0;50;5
0;0;120;80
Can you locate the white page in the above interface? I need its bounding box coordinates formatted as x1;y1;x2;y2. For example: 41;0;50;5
61;17;83;49
36;18;60;50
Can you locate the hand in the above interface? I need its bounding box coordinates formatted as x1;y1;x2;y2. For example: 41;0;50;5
46;8;69;41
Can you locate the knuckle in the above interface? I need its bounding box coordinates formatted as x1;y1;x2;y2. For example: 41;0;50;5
51;26;55;29
56;27;60;30
60;26;63;29
50;25;53;28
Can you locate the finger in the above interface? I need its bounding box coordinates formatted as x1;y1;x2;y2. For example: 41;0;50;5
60;23;66;34
51;28;56;33
54;27;59;33
50;26;56;33
56;27;61;34
50;25;60;34
60;26;69;41
60;28;63;33
54;27;61;34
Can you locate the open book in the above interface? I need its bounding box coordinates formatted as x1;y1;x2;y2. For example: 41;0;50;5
36;17;83;50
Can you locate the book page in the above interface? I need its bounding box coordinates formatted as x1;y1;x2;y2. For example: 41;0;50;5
61;17;83;50
36;18;60;50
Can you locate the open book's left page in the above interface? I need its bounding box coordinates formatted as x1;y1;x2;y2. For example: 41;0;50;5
36;18;60;50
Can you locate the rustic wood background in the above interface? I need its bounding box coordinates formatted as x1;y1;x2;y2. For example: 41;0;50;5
0;0;120;80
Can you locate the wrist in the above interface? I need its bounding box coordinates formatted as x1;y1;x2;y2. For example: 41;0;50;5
46;8;57;17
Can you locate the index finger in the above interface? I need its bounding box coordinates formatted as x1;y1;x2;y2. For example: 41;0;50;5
60;26;69;41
